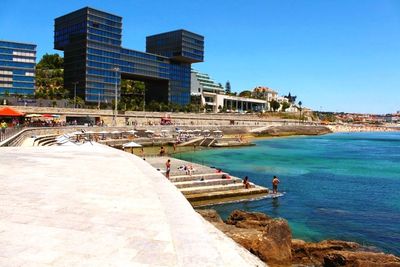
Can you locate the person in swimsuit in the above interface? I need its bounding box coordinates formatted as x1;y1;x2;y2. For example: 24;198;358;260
272;176;280;194
165;159;171;179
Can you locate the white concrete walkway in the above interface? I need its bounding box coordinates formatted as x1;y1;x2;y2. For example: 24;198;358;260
0;144;265;266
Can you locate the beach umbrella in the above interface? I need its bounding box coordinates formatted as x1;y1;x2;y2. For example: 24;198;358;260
145;130;154;134
122;141;142;148
203;129;210;132
127;130;137;134
123;141;142;153
213;130;222;133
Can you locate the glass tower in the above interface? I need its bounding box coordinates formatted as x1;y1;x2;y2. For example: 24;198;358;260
54;7;204;105
0;40;36;96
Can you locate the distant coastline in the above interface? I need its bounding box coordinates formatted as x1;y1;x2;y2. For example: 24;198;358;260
327;124;400;133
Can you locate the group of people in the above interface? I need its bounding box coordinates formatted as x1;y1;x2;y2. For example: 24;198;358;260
163;158;281;194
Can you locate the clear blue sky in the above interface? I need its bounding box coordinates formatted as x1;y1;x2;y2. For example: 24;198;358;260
1;0;399;114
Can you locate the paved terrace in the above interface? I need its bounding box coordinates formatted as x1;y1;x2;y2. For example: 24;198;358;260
0;144;265;266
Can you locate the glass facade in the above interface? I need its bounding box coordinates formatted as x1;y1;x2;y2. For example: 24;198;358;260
0;40;36;96
55;7;204;105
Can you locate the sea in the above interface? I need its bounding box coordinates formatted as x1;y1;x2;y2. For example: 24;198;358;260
176;132;400;256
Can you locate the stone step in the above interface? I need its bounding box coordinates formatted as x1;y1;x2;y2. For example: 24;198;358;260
170;173;228;182
185;186;269;205
173;178;242;189
180;183;255;195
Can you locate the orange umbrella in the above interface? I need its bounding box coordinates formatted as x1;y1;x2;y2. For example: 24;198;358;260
0;107;25;117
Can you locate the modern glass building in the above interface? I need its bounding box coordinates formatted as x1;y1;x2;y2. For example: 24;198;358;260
54;7;204;105
0;40;36;96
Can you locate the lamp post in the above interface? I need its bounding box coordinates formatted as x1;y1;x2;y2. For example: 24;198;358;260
112;67;120;126
72;81;79;108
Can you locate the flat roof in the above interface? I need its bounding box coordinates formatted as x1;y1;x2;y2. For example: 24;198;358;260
0;39;37;47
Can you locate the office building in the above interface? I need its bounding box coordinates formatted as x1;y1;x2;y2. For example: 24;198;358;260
54;7;204;105
0;40;36;96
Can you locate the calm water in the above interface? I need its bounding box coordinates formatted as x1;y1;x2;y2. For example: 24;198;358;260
177;132;400;255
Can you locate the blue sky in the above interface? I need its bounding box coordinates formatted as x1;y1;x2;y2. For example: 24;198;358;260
1;0;399;114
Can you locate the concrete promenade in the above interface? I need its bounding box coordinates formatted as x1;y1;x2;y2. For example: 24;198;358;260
0;144;265;266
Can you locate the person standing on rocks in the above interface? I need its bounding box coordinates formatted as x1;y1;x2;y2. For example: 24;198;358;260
272;176;280;194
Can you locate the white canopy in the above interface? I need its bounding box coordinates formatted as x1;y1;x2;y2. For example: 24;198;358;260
122;141;142;148
213;130;222;133
25;114;42;117
145;130;154;134
127;130;137;133
111;130;121;134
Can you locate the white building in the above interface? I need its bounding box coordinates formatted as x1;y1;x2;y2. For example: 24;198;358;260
191;70;267;113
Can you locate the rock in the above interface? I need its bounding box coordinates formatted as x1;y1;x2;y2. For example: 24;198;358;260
226;210;272;230
256;125;332;137
197;209;400;267
199;209;292;266
196;209;224;224
292;239;400;267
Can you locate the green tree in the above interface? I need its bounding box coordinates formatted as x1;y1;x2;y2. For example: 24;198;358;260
270;100;280;112
225;81;231;93
298;101;303;121
238;90;252;98
281;102;290;112
119;80;146;111
35;53;67;100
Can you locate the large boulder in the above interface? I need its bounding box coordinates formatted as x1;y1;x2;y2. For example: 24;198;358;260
197;209;400;267
196;209;224;224
292;239;400;267
198;209;292;266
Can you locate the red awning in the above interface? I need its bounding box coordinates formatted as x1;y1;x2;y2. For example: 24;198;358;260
41;114;53;118
0;107;25;117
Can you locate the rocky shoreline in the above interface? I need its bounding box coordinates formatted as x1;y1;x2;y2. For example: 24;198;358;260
251;125;333;137
197;209;400;267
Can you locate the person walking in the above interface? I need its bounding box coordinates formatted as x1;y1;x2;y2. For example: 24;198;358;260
272;176;280;194
165;159;171;179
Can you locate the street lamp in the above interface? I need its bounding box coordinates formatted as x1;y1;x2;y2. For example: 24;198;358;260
72;81;79;108
112;67;120;126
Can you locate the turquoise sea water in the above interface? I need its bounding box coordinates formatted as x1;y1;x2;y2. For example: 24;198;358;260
176;132;400;255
